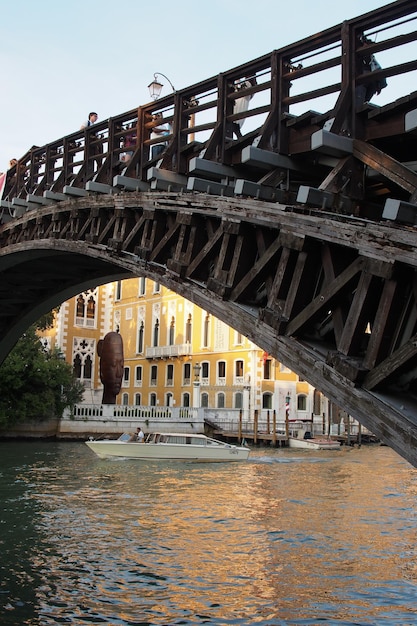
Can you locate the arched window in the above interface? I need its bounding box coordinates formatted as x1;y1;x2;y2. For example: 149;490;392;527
201;361;209;382
262;393;273;409
169;317;175;345
183;362;191;385
166;364;174;386
86;296;95;319
135;365;142;386
234;392;243;409
217;393;225;408
76;296;85;318
150;393;157;406
217;361;226;384
135;393;141;406
263;358;272;380
203;314;210;347
166;392;173;406
138;322;144;353
73;354;82;378
139;277;146;296
201;392;209;408
186;314;192;343
182;392;190;407
297;394;307;411
153;319;159;347
122;393;129;405
84;355;92;380
150;365;158;386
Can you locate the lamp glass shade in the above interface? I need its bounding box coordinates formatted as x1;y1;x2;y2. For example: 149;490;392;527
148;79;163;100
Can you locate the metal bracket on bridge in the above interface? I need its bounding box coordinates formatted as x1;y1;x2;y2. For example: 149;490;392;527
240;146;302;171
405;109;417;133
311;130;353;157
382;198;417;225
63;185;89;197
187;177;234;196
234;179;287;201
296;185;353;213
147;168;188;192
189;157;238;181
26;194;53;206
43;191;68;202
86;182;116;194
113;175;149;192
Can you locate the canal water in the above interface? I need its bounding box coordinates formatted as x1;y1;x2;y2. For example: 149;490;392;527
1;441;417;625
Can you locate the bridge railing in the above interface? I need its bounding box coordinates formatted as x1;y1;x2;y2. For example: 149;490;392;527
2;0;416;218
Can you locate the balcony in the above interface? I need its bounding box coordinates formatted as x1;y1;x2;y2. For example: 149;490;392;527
145;343;192;359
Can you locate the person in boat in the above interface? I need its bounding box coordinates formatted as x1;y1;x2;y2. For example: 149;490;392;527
134;427;144;443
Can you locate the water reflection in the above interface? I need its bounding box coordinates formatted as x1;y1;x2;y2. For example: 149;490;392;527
0;442;417;624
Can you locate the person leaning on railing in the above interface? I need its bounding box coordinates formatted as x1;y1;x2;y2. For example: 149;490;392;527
355;34;387;107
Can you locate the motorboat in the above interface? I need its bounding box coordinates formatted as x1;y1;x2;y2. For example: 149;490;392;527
288;429;341;450
85;432;250;461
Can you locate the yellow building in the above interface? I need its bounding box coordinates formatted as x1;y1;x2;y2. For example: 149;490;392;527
41;277;343;430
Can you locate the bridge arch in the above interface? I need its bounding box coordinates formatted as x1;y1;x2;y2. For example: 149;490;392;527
1;192;417;466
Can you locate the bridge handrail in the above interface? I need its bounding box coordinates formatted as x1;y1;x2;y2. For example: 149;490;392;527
1;0;416;220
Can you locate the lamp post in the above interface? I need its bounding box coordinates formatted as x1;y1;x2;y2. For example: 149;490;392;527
192;362;201;408
148;72;176;100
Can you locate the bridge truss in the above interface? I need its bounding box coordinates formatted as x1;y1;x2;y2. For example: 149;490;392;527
2;0;417;465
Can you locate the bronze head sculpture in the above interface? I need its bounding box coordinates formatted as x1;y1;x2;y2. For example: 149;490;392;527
97;331;124;404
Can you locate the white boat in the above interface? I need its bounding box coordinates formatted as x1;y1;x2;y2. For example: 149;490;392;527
288;427;340;450
288;430;341;450
85;432;250;462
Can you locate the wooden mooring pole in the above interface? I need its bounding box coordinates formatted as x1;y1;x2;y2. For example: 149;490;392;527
254;409;258;444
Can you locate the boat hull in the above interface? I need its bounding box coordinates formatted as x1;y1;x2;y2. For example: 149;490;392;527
85;439;250;461
288;437;341;450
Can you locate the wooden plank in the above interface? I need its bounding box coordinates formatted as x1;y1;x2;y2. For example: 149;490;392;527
364;333;417;390
286;257;364;336
354;139;417;194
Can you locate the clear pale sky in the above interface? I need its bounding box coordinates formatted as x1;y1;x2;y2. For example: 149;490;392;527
0;0;392;172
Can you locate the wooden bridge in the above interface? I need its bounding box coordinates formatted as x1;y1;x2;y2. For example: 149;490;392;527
2;0;417;466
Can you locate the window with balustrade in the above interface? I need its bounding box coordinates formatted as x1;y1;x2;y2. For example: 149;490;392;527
150;365;158;386
135;365;142;386
201;361;209;385
234;359;244;384
183;362;191;386
217;361;226;386
166;363;174;386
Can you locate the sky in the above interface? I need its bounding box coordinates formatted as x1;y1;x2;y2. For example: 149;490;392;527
0;0;398;173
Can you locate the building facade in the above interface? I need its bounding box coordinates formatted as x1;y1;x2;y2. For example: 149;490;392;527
41;277;350;431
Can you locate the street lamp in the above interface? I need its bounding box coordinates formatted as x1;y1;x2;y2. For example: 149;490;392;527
148;73;176;100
